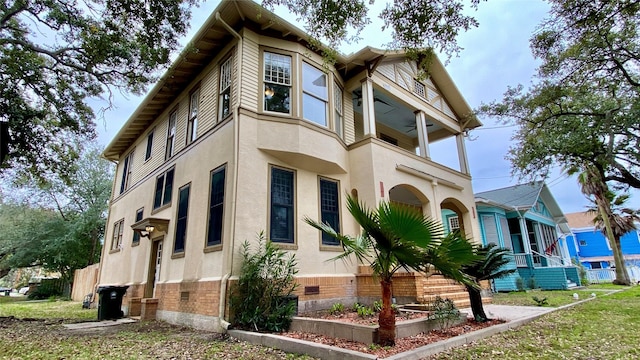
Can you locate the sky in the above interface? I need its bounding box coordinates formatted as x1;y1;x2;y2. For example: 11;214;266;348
94;0;640;215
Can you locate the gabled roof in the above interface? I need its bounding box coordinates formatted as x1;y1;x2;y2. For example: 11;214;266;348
475;181;569;232
103;0;479;160
565;211;596;229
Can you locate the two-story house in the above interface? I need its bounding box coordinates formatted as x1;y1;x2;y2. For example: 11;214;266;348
97;0;482;332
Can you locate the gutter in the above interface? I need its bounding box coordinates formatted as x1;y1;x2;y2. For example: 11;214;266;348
216;11;242;331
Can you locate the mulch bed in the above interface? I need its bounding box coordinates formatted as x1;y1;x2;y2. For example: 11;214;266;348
282;318;504;358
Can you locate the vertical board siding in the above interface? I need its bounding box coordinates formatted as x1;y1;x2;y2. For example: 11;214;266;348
343;89;355;144
241;38;259;111
198;59;220;136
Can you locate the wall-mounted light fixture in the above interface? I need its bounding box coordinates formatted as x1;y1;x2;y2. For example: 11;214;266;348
264;86;275;98
131;218;169;240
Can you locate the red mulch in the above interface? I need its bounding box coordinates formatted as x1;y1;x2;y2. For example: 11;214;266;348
282;318;504;358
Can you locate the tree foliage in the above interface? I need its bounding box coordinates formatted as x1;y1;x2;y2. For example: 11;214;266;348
480;0;640;190
0;0;196;181
0;145;112;282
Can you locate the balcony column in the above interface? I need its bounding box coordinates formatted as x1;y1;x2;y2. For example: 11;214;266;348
361;78;376;136
456;133;470;174
414;110;430;159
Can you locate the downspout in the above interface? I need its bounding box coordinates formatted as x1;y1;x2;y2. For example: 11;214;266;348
95;158;119;295
216;11;242;331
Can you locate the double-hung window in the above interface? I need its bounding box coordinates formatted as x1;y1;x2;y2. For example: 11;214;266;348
111;219;124;251
145;130;154;161
270;166;295;243
263;52;291;114
165;110;177;160
132;208;144;245
153;168;175;210
119;151;134;194
334;83;343;138
206;166;226;247
219;57;232;120
319;178;340;246
187;89;199;144
173;183;191;254
302;62;328;126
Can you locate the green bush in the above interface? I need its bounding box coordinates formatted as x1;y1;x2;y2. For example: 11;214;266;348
429;296;460;329
532;296;548;306
28;279;64;300
230;231;298;332
329;302;344;315
528;277;537;290
515;277;526;292
355;303;374;318
372;299;382;312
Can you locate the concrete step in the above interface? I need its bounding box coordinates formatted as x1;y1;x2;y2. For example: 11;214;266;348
423;285;466;294
422;291;469;301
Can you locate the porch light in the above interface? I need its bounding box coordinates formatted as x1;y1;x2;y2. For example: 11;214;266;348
264;86;275;98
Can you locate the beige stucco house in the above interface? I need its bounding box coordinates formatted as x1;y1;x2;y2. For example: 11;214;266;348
97;0;483;332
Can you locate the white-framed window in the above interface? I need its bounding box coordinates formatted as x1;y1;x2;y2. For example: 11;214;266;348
448;216;460;232
302;62;328;126
111;218;124;251
187;88;199;144
119;150;134;194
263;52;291;114
165;109;177;160
333;83;343;139
219;57;232;120
144;130;154;161
132;208;144;245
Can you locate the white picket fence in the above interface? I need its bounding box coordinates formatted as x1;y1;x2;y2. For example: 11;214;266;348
586;266;640;284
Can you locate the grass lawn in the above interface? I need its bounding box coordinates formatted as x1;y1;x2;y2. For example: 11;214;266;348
491;290;583;307
431;285;640;359
0;298;315;359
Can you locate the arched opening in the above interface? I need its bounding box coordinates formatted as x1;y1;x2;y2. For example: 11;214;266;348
388;184;431;217
440;197;469;237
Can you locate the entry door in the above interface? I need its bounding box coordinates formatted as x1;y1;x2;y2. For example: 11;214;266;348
145;239;163;298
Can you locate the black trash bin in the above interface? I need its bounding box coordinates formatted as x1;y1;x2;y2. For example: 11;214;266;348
97;286;129;320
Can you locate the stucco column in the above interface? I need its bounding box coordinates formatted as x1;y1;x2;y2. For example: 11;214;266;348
414;110;430;158
431;180;441;222
456;133;470;174
519;215;532;253
361;78;376;136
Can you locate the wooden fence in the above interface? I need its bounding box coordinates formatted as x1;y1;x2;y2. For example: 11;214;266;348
71;263;100;302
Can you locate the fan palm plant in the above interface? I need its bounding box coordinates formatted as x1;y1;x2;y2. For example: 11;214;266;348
461;243;516;322
305;195;476;346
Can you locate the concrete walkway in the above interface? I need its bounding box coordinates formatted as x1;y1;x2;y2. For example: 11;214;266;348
62;318;137;330
459;304;554;321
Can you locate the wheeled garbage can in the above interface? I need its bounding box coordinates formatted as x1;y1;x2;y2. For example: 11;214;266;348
97;286;129;320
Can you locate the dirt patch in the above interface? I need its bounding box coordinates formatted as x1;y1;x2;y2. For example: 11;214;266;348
299;309;431;326
283;318;504;358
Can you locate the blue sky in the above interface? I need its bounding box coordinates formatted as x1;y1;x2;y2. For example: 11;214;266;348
94;0;640;214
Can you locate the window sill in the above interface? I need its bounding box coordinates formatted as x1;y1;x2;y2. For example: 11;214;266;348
171;252;185;259
132;242;140;247
109;248;121;254
151;203;171;215
273;242;298;251
319;244;342;252
204;244;223;253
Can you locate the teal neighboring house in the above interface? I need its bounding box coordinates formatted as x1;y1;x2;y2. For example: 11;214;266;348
474;181;581;291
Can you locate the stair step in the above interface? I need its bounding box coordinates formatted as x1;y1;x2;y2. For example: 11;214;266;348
422;292;469;301
423;285;466;294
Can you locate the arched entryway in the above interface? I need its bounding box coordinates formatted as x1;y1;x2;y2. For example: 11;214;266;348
440;197;469;237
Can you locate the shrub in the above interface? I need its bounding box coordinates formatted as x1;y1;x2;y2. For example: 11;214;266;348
429;296;460;329
532;296;548;306
329;302;344;315
515;277;526;292
372;299;382;312
527;277;537;290
355;303;374;318
230;231;298;332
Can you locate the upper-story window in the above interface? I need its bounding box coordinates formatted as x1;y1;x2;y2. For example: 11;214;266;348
334;83;343;139
219;57;232;120
187;88;199;144
119;150;134;194
144;130;154;161
264;52;291;114
302;62;328;126
132;207;144;245
165;109;177;160
413;79;426;99
153;167;175;210
111;218;124;251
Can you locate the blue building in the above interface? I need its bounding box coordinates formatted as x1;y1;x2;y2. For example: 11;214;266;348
474;182;581;291
565;211;640;269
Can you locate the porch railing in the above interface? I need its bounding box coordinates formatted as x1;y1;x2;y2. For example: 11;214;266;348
514;251;566;268
514;253;528;267
587;266;640;283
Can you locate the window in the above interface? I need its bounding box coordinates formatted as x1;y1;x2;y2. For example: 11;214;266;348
270;166;295;243
334;83;343;138
145;130;154;161
207;166;226;247
448;216;460;232
187;89;199;144
590;261;602;269
165;110;177;160
111;219;124;251
302;62;328;126
132;208;144;245
264;52;291;113
219;57;232;120
174;184;191;254
119;151;134;194
380;133;398;146
413;79;426;98
153;168;175;209
319;178;340;246
579;239;587;246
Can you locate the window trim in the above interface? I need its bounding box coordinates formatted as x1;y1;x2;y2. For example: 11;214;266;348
172;182;191;256
262;50;293;115
268;165;297;248
144;129;154;162
333;82;344;139
110;218;125;253
219;56;233;121
165;107;178;161
318;176;342;250
205;164;227;251
132;207;144;246
152;167;175;212
187;86;200;145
